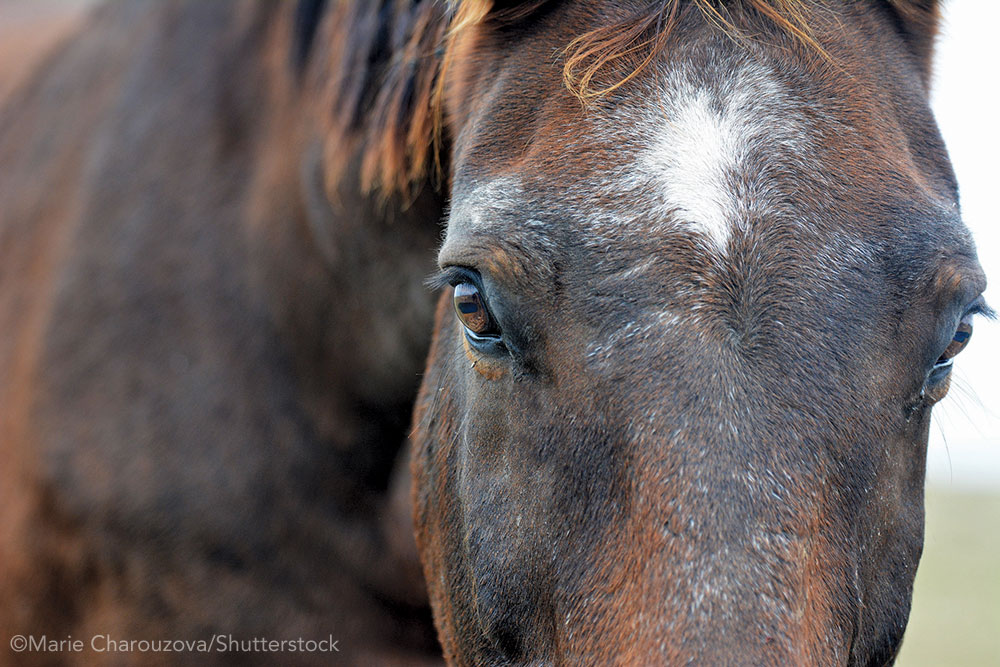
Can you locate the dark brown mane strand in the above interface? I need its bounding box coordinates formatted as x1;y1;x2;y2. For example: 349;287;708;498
292;0;329;73
432;1;551;180
321;0;555;199
319;1;451;197
563;0;825;102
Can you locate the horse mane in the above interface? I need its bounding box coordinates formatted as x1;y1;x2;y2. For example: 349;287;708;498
562;0;822;102
313;1;448;197
310;0;935;196
292;0;329;73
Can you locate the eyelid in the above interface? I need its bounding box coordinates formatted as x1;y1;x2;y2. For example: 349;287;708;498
427;265;481;291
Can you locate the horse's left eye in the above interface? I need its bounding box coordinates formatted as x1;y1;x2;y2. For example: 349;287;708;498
934;314;974;370
453;282;499;338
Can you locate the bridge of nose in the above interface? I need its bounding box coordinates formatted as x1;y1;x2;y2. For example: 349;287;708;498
549;435;845;663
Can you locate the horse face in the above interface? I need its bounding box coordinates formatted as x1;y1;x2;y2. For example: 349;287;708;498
412;2;986;663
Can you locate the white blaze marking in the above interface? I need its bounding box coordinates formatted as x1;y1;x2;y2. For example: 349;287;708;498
635;64;804;252
643;88;745;249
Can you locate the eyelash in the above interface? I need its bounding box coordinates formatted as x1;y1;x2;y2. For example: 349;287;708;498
965;299;995;321
428;266;477;291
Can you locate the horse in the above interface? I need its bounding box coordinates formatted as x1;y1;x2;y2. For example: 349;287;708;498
0;0;987;665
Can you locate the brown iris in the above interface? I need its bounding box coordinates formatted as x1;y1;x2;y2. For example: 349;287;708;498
936;316;973;366
453;282;494;336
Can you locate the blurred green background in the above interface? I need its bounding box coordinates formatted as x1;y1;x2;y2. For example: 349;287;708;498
897;489;1000;665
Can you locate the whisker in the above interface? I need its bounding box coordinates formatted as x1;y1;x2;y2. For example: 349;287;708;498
930;410;954;486
952;371;995;416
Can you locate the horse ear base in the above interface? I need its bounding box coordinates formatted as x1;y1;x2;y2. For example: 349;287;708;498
886;0;942;81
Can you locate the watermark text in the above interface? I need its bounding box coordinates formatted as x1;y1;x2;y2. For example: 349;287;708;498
9;634;340;655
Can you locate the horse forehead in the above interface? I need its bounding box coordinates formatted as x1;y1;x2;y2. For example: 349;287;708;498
448;60;809;254
587;61;809;248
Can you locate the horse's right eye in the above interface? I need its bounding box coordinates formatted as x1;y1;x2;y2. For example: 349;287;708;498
933;314;973;370
453;282;499;338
